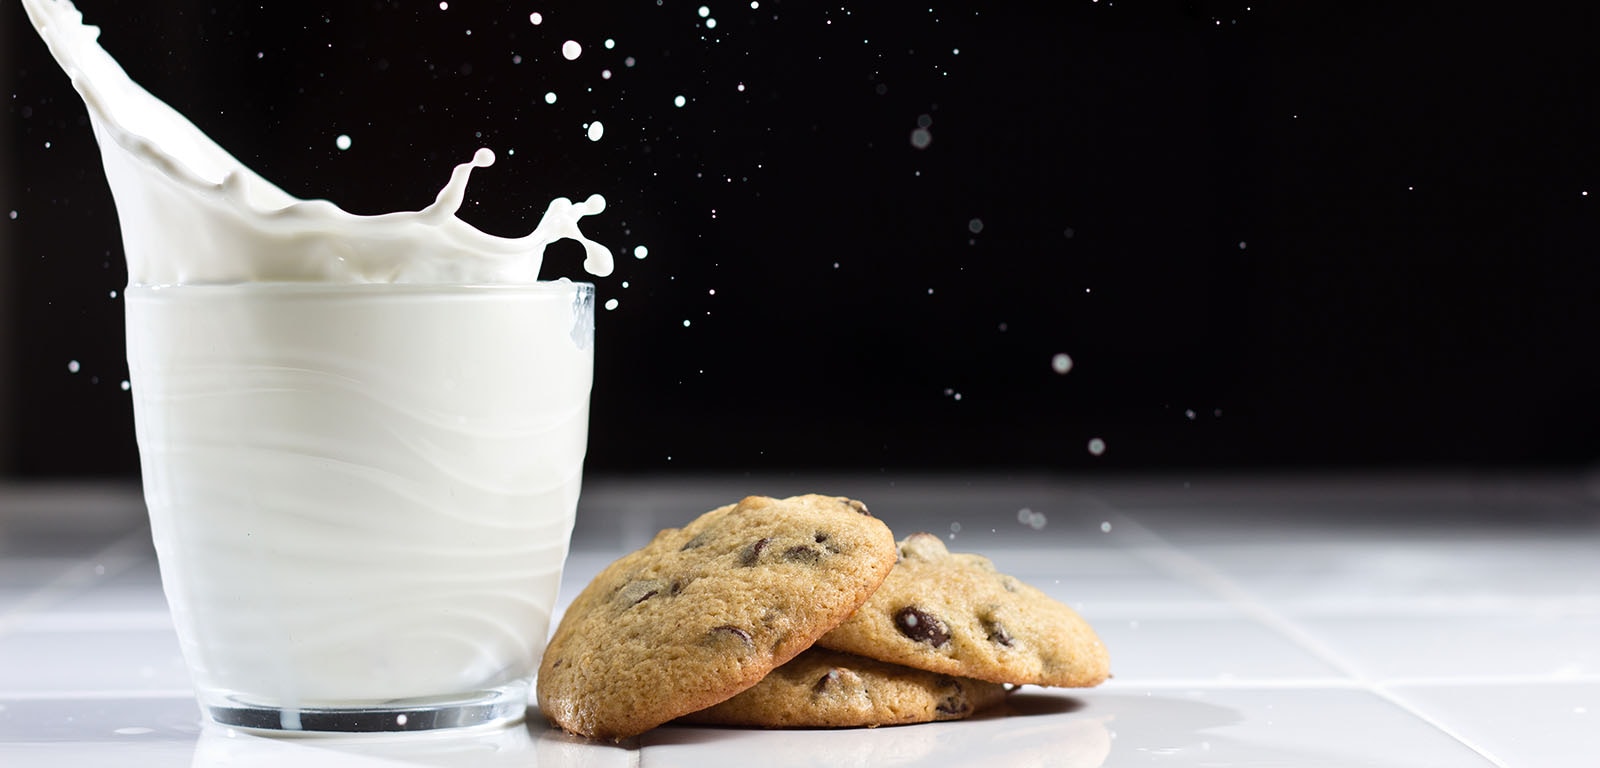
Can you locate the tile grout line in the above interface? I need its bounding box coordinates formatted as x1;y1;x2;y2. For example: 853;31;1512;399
0;689;194;701
1111;512;1512;768
0;525;154;637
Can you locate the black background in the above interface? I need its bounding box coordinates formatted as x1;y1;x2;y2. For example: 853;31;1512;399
4;0;1597;478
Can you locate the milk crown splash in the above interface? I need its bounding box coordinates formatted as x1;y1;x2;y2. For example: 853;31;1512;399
21;0;614;285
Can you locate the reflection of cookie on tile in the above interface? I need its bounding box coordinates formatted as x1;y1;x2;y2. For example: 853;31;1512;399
536;495;898;739
819;533;1109;688
680;647;1009;728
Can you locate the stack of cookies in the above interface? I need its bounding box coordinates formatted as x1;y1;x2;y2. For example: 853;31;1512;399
536;494;1109;739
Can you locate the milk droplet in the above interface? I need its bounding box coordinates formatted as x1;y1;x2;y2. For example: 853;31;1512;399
706;17;718;28
67;360;81;374
968;218;984;234
674;94;687;108
587;121;604;141
438;1;447;9
562;40;583;60
910;127;932;149
736;82;746;91
698;5;711;17
120;380;131;391
8;210;17;220
605;39;616;49
1100;521;1113;533
529;12;543;25
334;134;352;151
1051;353;1073;374
1185;409;1197;420
1088;438;1106;456
1238;240;1248;249
634;245;649;259
395;714;408;726
751;1;760;7
683;319;692;327
604;298;619;310
602;69;612;79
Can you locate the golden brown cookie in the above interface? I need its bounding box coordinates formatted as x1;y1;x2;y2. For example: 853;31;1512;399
818;533;1109;688
536;495;897;739
679;647;1009;728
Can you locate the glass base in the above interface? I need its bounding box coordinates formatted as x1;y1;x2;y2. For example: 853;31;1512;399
203;680;530;733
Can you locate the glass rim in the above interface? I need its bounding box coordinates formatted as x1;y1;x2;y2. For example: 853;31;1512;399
124;280;595;296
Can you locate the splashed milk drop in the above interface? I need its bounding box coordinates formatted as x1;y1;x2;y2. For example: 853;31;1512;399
562;40;582;60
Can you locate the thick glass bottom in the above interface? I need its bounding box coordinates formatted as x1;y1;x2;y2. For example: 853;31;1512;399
202;680;530;733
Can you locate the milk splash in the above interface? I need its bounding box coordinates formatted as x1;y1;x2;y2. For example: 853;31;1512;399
21;0;614;286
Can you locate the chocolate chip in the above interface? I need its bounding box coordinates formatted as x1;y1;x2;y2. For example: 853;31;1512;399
984;617;1015;647
814;532;829;543
681;533;709;551
894;606;951;647
814;668;841;693
738;537;771;566
617;579;665;607
707;625;753;646
782;545;823;564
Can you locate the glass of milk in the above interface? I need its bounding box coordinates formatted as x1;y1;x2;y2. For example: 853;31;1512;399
125;281;594;732
24;0;615;732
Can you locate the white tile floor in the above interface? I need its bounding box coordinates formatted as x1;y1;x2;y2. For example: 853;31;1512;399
1;475;1597;766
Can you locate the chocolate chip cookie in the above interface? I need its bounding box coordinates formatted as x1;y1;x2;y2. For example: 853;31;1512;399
818;533;1109;688
536;495;898;739
679;647;1009;728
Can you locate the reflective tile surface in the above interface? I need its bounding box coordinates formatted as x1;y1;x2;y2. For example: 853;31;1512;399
2;475;1597;766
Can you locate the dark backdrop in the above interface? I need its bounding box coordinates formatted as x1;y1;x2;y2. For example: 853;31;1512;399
4;0;1597;477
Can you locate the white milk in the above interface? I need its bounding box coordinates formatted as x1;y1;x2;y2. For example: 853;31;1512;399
127;282;593;706
22;0;612;722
